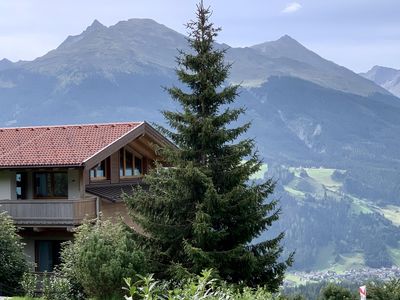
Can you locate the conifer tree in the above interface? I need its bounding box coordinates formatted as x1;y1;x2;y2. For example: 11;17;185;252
125;1;293;290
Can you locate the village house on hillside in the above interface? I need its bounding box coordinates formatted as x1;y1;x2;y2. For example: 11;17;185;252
0;122;171;272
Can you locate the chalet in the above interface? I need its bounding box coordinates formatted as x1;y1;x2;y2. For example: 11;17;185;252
0;122;171;272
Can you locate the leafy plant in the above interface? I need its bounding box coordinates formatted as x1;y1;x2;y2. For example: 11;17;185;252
42;273;71;300
21;272;37;298
60;218;146;299
319;283;357;300
367;279;400;300
123;269;281;300
0;212;29;296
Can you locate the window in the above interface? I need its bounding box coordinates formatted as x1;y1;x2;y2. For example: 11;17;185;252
119;148;143;177
34;172;68;198
35;240;63;272
16;172;27;199
90;158;109;180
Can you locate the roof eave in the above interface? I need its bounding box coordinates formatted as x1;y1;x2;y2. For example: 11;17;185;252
0;164;83;170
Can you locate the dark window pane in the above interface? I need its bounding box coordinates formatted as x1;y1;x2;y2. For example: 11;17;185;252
54;173;68;197
35;173;50;197
125;150;133;176
37;241;53;272
36;240;63;272
120;149;124;176
134;157;142;175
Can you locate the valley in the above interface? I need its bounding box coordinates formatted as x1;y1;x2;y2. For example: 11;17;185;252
0;18;399;273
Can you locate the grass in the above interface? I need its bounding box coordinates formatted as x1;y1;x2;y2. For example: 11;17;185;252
388;246;400;265
284;186;306;198
331;253;365;273
348;195;374;214
284;273;311;286
313;252;365;274
304;167;343;192
377;205;400;226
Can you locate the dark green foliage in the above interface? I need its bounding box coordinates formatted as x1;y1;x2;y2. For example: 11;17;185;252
262;166;400;270
125;1;292;290
0;212;29;296
319;283;357;300
123;269;281;299
42;274;71;300
284;281;361;300
367;280;400;299
59;219;146;299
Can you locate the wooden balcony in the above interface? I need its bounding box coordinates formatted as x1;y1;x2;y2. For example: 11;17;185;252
0;197;98;226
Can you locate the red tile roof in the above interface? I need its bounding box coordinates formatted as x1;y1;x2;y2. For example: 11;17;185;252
0;122;143;168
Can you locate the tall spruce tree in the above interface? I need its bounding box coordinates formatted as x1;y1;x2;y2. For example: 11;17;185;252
125;2;293;290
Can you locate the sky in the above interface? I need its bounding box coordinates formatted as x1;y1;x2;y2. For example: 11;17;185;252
0;0;399;73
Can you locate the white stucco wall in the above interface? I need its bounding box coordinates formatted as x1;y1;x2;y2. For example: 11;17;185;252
68;169;81;199
0;170;16;200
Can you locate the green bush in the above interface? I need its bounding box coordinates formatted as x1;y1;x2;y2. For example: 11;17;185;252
58;241;86;300
367;279;400;300
42;273;70;300
0;212;29;296
124;269;283;300
21;273;37;298
60;219;146;299
319;283;357;300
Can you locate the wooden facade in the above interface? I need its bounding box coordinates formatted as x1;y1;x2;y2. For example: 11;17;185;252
0;197;97;226
0;122;171;272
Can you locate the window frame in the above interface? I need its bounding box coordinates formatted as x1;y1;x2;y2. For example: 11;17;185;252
89;157;110;181
33;171;68;199
119;147;143;178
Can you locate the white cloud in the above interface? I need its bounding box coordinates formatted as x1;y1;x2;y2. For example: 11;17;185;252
282;2;302;14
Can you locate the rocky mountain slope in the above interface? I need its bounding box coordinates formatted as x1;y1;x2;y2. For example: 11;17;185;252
1;19;400;270
361;65;400;97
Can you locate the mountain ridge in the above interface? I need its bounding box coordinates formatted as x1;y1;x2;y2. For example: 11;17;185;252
0;18;391;97
361;65;400;97
1;18;400;271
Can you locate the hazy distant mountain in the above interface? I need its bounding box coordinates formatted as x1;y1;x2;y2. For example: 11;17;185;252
230;35;389;96
1;19;400;271
0;58;14;71
361;65;400;97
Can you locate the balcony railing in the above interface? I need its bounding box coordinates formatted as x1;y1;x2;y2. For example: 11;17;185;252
0;197;98;226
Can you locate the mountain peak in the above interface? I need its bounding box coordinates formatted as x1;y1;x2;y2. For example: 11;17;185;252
0;58;14;70
361;65;400;97
251;35;305;53
85;19;107;33
370;65;399;72
277;34;298;43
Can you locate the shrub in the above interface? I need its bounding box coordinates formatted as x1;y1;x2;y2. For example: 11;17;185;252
123;269;282;300
319;283;357;300
42;273;71;300
367;279;400;300
60;218;146;299
21;272;37;298
0;212;29;296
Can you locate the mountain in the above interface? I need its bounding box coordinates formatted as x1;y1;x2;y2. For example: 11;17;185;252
1;19;400;271
230;35;390;97
0;58;14;71
361;65;400;97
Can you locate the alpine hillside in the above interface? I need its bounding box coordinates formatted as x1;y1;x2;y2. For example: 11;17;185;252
361;65;400;98
1;19;400;271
